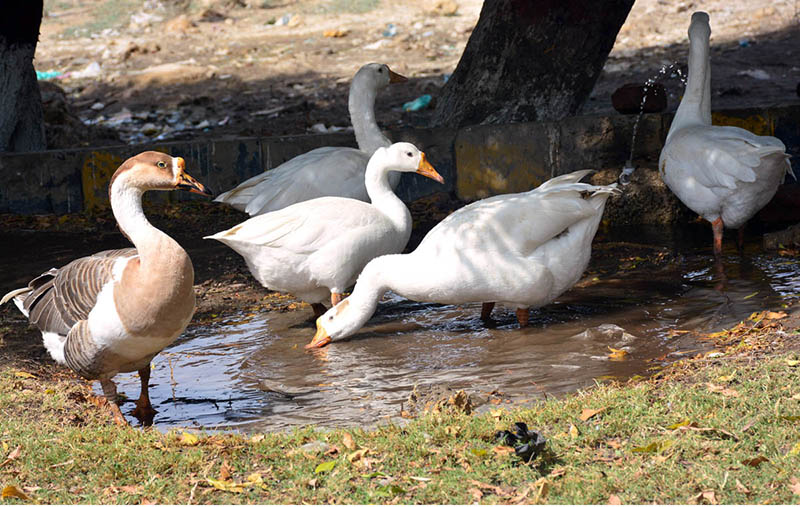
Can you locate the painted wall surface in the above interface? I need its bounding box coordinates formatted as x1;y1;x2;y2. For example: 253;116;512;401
0;106;797;214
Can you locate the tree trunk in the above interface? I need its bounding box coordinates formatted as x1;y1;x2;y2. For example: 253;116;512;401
431;0;634;128
0;0;46;152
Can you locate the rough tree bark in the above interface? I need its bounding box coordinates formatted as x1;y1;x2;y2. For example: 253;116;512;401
0;0;46;152
431;0;635;127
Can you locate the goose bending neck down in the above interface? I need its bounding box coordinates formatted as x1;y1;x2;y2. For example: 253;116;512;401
205;142;444;316
1;151;212;425
214;63;408;216
659;11;793;255
307;171;620;348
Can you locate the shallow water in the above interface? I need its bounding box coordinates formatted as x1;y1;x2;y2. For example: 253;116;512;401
110;232;800;432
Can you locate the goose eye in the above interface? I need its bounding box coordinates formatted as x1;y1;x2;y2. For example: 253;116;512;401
406;152;413;157
157;161;167;168
378;67;384;73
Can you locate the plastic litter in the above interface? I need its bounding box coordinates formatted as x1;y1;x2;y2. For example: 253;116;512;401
71;61;102;79
738;69;770;80
495;422;547;463
738;38;750;47
403;94;432;112
382;23;397;37
35;70;62;80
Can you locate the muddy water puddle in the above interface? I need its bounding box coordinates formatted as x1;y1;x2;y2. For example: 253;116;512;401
110;236;799;432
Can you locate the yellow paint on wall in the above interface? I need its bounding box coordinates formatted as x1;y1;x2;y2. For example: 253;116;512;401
456;140;548;200
712;112;773;136
81;151;124;211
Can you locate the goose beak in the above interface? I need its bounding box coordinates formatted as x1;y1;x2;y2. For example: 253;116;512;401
416;153;444;184
174;158;213;196
388;68;408;84
305;322;331;349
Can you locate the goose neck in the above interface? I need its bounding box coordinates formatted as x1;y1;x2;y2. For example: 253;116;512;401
364;154;410;233
349;80;390;155
669;24;712;137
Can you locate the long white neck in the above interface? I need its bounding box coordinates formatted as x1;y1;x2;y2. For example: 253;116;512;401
668;13;712;141
364;149;411;240
349;78;391;155
110;178;176;267
337;255;396;338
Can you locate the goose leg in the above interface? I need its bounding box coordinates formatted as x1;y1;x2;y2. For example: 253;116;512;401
311;303;327;319
515;308;530;327
480;302;495;321
131;366;157;425
331;293;343;307
711;217;724;256
99;378;128;426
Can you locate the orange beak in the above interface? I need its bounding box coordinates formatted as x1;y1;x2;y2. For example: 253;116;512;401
388;67;408;84
175;158;213;196
415;153;444;184
305;321;332;349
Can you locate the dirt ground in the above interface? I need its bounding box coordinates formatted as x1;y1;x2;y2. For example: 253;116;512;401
33;0;800;148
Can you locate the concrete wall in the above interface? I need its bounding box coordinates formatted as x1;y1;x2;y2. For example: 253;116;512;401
1;105;797;216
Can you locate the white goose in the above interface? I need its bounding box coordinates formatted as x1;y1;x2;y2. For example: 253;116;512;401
206;142;443;316
659;11;793;255
1;152;212;425
214;63;407;216
307;171;620;348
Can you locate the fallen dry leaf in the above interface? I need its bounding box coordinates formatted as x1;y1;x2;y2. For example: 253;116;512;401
608;493;622;504
219;462;232;481
322;29;349;38
607;346;629;361
706;383;740;397
789;477;800;496
492;445;514;456
579;407;606;422
469;487;483;501
179;432;200;446
735;479;750;494
206;478;243;493
569;423;580;438
12;371;36;379
694;490;717;504
342;432;356;450
1;485;30;500
741;456;769;467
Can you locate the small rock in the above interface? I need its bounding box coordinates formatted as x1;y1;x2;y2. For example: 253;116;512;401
90;102;105;111
141;123;159;135
286;14;302;27
611;82;667;114
738;69;770;80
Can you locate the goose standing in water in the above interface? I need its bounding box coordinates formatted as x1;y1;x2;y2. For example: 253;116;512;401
206;142;443;317
214;63;407;216
1;152;212;425
307;171;619;348
659;11;793;255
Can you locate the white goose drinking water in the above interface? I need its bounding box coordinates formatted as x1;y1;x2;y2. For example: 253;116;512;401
307;170;620;348
214;63;408;216
659;11;793;255
206;142;444;317
1;152;212;424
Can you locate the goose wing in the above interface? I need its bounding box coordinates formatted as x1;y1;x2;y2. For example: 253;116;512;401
664;126;789;191
215;147;371;215
19;248;136;335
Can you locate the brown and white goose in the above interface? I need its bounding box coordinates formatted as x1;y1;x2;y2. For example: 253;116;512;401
1;151;212;425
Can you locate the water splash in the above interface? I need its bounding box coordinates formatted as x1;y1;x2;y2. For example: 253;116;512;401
621;62;684;185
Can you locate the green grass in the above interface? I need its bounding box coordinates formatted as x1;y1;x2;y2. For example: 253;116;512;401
1;353;799;503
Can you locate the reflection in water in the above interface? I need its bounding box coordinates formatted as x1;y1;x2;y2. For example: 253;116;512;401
110;244;799;431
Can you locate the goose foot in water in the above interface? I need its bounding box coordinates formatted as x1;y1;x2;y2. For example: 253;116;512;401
130;366;157;425
480;302;495;321
711;217;724;256
737;226;746;252
99;379;128;426
516;308;530;327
